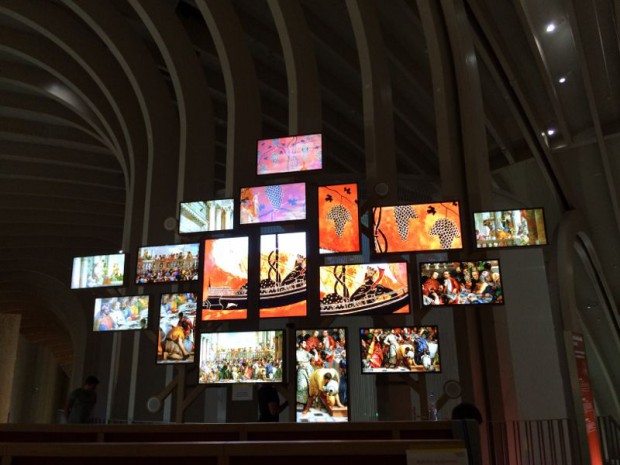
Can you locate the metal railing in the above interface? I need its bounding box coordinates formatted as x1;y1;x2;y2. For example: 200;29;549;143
598;416;620;465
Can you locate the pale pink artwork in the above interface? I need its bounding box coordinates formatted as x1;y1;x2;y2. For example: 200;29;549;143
257;134;322;175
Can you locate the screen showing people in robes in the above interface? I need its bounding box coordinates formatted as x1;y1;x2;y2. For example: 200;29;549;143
157;293;196;364
71;253;125;289
473;208;547;248
93;295;149;332
136;243;199;284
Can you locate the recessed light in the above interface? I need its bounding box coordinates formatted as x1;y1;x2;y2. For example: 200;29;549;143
547;129;556;136
118;250;124;254
546;22;556;33
558;76;567;83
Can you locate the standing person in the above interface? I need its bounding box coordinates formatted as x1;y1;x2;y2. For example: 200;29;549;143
65;376;99;424
257;384;288;422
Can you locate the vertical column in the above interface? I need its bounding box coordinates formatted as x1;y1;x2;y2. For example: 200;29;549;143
0;314;21;422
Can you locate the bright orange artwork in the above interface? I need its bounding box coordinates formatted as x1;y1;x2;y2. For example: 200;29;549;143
373;202;462;253
202;237;248;321
259;232;307;318
318;183;359;254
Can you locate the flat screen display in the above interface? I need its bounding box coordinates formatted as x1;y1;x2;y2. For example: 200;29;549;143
179;199;234;233
420;260;503;306
202;237;248;321
473;208;547;248
157;293;197;364
260;232;307;318
198;330;284;384
360;326;441;373
373;201;462;253
93;295;149;332
240;182;306;224
257;133;322;175
136;243;199;284
319;262;410;316
295;328;348;422
318;183;360;254
71;253;125;289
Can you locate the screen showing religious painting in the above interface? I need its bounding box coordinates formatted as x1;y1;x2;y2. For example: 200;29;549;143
179;199;234;234
360;326;441;373
201;237;248;321
372;201;462;253
157;293;197;364
71;253;125;289
93;295;149;332
473;208;547;248
257;133;322;175
420;260;503;306
136;243;199;284
319;262;410;316
318;183;360;254
239;182;306;224
259;232;307;318
198;330;284;384
295;328;348;423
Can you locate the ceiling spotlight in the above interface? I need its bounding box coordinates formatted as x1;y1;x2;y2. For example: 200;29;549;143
558;76;567;83
547;129;556;136
118;250;124;254
546;22;556;33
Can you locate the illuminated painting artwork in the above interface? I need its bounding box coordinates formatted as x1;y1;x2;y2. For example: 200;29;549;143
157;293;197;364
373;201;462;253
257;133;322;175
71;253;125;289
295;328;348;422
319;262;410;316
136;243;199;284
199;330;284;384
239;182;306;224
473;208;547;248
202;237;248;321
260;232;307;318
420;260;503;306
93;295;149;332
318;183;360;254
360;326;441;373
179;199;234;233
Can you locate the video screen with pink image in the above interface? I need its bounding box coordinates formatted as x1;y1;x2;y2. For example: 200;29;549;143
240;182;306;224
257;133;322;175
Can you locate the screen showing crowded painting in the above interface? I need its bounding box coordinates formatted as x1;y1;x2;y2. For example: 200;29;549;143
318;183;360;254
420;260;503;306
360;326;441;374
295;328;349;423
198;330;284;384
157;293;197;364
179;199;234;234
259;232;307;318
201;237;249;321
319;262;410;316
240;182;306;224
136;243;199;284
473;208;547;248
71;253;125;289
93;295;149;332
257;133;322;175
372;201;462;253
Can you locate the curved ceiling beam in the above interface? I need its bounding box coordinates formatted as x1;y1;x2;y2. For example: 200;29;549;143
129;0;215;201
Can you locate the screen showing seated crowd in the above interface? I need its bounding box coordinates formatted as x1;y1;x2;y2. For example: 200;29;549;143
257;133;322;175
202;237;249;321
295;328;348;422
136;243;199;284
93;295;149;332
198;330;284;384
420;260;503;306
372;201;462;253
360;326;441;373
239;182;306;224
71;253;125;289
319;262;410;317
473;208;547;248
157;293;197;364
179;199;234;234
318;183;360;254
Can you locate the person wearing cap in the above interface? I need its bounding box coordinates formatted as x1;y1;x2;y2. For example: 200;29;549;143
65;375;99;423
